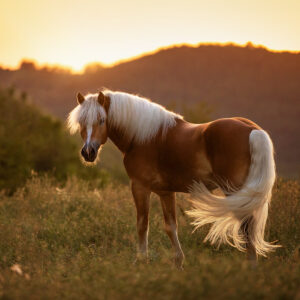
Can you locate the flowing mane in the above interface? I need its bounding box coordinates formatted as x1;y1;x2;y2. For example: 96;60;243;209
105;90;183;143
68;90;183;143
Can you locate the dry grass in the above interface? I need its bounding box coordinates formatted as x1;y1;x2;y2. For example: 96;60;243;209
0;176;299;299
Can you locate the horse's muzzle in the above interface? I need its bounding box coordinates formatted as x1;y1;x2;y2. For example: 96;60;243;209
81;143;100;162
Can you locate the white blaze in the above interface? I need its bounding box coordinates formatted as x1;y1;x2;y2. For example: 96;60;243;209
86;126;92;144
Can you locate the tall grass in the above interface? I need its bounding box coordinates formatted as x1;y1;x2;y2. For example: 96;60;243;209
0;176;299;299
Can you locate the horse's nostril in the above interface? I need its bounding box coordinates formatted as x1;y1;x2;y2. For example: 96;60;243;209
90;147;95;156
81;144;97;162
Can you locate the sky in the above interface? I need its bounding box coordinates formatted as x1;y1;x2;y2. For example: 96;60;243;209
1;0;300;71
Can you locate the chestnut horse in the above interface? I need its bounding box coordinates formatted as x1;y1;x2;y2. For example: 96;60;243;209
68;90;279;268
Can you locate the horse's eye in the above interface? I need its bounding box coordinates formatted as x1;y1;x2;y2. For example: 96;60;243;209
99;119;104;125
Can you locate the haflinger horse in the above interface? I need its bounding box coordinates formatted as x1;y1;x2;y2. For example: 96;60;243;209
68;90;279;268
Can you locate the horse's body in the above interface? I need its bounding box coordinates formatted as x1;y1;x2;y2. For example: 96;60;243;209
120;117;258;193
68;90;279;268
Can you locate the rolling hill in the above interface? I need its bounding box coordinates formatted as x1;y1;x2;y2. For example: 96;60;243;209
0;43;299;176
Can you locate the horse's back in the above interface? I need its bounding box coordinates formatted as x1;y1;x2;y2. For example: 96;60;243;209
202;117;261;189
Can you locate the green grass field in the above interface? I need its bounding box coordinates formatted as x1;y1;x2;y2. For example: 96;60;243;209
0;176;299;299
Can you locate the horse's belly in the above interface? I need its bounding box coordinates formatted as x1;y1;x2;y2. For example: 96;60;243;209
124;156;198;192
158;167;213;192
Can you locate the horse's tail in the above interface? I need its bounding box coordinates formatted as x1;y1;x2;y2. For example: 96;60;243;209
187;129;280;257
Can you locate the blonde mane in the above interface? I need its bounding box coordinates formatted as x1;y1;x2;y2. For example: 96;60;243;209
68;90;183;143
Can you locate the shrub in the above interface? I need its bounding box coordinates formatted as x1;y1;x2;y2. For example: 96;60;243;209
0;88;109;193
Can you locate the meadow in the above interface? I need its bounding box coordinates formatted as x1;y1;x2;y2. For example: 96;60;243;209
0;88;299;299
0;176;299;299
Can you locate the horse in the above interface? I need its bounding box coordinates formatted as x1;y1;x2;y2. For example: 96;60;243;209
67;90;279;268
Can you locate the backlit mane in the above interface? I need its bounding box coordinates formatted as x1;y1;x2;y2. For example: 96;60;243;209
67;93;106;134
103;90;183;143
68;90;183;143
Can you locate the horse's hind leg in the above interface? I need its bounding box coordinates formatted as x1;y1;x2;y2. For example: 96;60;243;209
158;191;184;269
223;186;258;264
131;181;151;262
241;217;257;265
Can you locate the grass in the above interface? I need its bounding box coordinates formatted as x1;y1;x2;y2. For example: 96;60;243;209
0;176;299;299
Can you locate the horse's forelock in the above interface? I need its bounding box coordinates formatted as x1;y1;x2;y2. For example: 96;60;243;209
67;94;106;134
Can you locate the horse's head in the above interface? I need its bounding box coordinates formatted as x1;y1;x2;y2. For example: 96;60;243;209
68;91;109;163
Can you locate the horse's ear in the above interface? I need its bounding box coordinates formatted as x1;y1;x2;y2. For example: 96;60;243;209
98;91;105;106
77;92;85;105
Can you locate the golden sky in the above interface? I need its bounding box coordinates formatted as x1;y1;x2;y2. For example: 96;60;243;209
1;0;299;71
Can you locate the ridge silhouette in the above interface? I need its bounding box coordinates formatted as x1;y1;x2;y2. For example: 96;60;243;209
0;44;299;176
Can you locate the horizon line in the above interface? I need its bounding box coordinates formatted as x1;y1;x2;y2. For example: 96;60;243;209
1;41;299;74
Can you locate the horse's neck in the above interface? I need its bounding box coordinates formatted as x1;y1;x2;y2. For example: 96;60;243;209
104;96;131;153
107;123;132;153
107;117;188;154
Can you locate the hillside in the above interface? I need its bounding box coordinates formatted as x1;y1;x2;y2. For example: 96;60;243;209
0;44;299;176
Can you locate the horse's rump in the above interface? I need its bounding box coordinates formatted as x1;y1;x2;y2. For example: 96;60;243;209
187;129;280;256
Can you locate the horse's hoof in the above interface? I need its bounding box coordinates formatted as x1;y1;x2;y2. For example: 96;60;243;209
174;254;185;270
247;256;258;269
133;254;149;265
176;264;184;271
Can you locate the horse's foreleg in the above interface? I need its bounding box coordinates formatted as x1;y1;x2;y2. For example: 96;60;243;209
158;192;184;269
131;181;151;262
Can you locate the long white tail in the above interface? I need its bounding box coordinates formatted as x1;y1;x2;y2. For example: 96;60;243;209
187;129;280;256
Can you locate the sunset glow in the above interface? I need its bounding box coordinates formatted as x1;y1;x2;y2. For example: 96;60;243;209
1;0;299;71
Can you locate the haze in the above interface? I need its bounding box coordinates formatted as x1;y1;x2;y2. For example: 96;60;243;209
1;0;299;71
